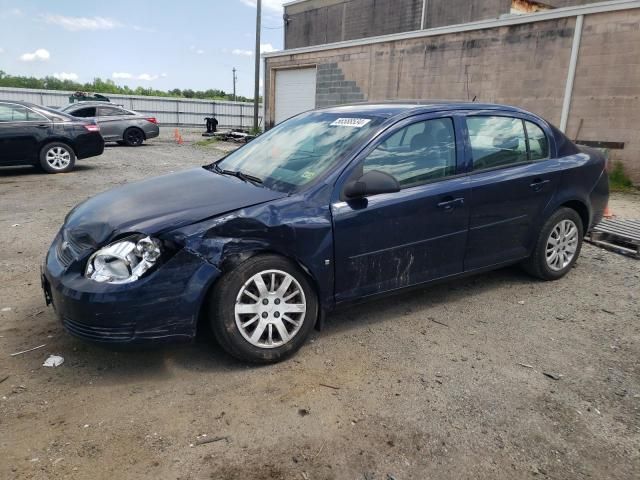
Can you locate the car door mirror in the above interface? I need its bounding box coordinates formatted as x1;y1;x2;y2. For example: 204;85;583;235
344;170;400;199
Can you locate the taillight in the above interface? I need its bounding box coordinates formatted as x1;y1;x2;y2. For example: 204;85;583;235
84;124;100;132
145;117;158;124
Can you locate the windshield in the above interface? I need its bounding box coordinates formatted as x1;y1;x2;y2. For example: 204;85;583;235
213;111;384;193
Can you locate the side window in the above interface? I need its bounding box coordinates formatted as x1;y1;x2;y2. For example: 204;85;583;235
363;118;457;188
525;121;549;160
98;106;125;116
26;110;48;121
0;105;16;121
72;107;96;118
0;105;28;122
468;116;528;170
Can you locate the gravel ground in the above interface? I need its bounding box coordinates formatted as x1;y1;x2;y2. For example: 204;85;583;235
1;130;639;479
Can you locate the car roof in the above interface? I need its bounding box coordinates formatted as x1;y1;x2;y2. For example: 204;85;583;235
0;100;39;107
64;101;119;107
316;101;534;119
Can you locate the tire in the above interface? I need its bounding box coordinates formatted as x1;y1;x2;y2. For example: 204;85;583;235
123;127;144;146
523;207;584;281
209;254;318;364
39;142;76;173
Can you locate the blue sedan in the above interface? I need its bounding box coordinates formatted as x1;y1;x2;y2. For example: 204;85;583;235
42;103;609;363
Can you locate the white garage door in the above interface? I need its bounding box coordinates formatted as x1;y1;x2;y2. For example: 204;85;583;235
274;68;317;125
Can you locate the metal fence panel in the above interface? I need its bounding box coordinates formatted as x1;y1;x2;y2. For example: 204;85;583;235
0;86;262;129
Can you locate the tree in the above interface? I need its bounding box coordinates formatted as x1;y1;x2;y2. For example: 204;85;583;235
0;71;256;102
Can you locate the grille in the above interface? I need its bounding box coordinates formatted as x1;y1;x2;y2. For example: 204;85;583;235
55;230;91;267
62;316;135;342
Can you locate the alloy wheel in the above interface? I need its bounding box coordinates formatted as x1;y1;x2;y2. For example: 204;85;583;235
545;219;579;271
126;129;143;145
45;146;71;170
234;269;306;349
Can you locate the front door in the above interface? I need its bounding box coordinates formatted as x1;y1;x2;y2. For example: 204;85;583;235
332;114;470;302
0;104;50;164
462;115;560;270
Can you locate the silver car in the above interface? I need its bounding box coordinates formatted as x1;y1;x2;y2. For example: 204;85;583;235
60;102;160;146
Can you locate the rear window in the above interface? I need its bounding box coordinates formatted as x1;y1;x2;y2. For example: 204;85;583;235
525;121;549;160
98;106;127;116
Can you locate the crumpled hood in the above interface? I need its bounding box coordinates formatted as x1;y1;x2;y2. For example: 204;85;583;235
63;167;286;246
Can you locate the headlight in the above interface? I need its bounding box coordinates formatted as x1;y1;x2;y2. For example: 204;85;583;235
85;235;162;284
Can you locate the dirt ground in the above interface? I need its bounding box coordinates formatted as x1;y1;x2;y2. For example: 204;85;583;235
1;129;639;479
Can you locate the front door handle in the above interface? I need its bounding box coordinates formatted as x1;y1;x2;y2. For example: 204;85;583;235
36;124;49;129
529;178;550;191
437;197;465;211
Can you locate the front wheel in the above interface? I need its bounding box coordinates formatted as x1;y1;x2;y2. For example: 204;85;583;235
523;207;584;280
209;255;318;363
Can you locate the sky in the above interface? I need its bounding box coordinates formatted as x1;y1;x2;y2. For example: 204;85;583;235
0;0;288;96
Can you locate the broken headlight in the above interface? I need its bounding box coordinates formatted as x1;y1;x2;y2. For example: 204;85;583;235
85;235;163;284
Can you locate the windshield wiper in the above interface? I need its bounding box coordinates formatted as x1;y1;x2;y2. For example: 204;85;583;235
212;163;263;185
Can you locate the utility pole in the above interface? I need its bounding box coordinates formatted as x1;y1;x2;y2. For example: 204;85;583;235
232;67;237;102
253;0;262;131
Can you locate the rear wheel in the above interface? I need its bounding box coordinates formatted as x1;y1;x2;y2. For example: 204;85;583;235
123;127;144;146
523;207;583;280
39;142;75;173
209;255;318;363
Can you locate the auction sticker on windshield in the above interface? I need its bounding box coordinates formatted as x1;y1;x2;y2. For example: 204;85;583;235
330;118;372;128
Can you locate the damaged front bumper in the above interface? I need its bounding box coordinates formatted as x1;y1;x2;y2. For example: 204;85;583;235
42;239;221;345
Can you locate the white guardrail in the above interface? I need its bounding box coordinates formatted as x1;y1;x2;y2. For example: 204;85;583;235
0;86;263;129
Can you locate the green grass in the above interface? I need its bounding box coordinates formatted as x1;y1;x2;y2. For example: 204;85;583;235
609;160;636;192
195;137;219;147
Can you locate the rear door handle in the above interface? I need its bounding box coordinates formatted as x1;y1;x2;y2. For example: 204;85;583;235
437;197;465;210
36;124;49;129
529;178;550;191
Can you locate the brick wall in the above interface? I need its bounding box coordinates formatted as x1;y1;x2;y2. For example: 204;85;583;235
268;9;640;182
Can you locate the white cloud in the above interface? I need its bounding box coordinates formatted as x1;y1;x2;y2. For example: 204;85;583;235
0;47;4;54
260;43;278;54
239;0;285;12
196;49;205;55
232;48;253;57
112;72;162;81
20;49;50;62
137;73;159;81
232;44;278;57
53;72;79;81
44;14;121;31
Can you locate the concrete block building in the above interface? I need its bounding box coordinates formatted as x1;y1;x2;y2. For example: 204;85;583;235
263;0;640;183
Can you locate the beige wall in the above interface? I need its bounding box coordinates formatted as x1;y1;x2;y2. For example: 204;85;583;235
266;9;640;182
568;10;640;181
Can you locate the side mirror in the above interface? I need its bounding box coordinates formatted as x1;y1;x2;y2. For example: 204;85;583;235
344;170;400;199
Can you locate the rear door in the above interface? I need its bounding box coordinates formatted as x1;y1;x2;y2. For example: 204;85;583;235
0;104;51;164
96;106;128;140
332;113;470;302
463;114;560;270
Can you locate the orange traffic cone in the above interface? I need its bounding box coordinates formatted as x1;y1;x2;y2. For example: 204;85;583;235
174;128;183;145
